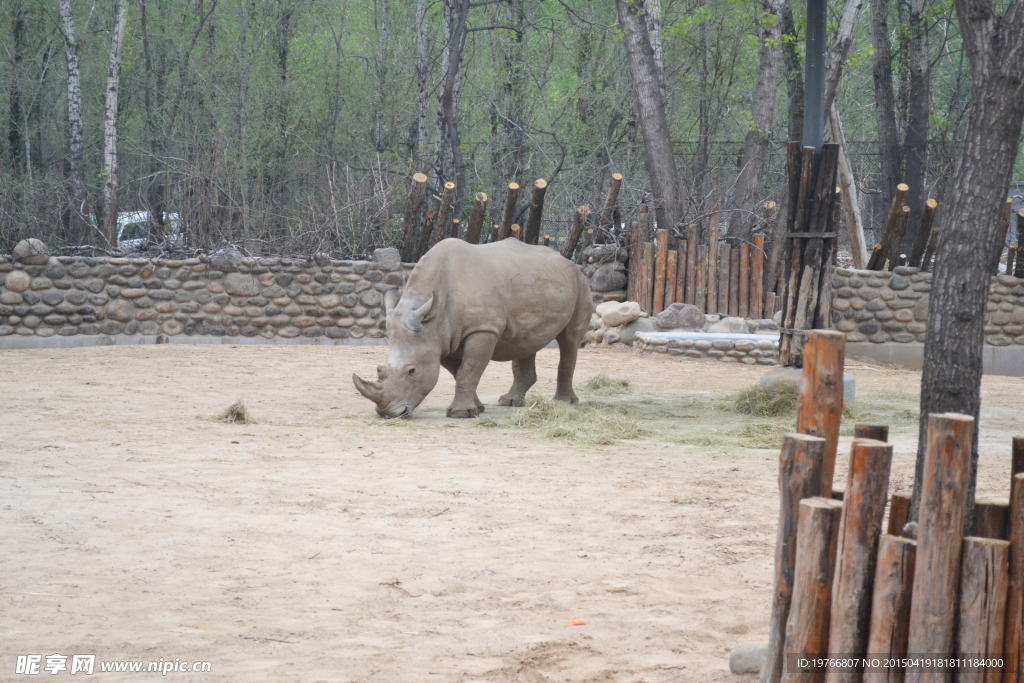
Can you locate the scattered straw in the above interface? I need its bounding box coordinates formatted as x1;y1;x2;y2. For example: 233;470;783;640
478;394;647;445
732;383;799;417
221;400;254;424
582;374;632;395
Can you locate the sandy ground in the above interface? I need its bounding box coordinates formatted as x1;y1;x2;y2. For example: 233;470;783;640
1;344;1021;682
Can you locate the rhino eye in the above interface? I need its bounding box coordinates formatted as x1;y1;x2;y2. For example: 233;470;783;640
407;367;415;376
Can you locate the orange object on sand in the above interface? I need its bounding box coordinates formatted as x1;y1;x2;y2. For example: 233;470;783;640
569;620;586;626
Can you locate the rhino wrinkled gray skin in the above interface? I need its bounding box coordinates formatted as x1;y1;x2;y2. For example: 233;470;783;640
353;238;594;418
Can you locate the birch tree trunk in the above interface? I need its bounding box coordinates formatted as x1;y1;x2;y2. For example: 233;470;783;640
58;0;89;243
102;0;129;247
614;0;683;236
729;0;783;242
910;0;1024;526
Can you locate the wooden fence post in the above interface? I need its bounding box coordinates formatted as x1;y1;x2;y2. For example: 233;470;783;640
764;434;828;683
905;413;974;683
729;245;741;317
450;218;460;239
465;192;488;244
887;492;912;536
431;181;457;247
510;224;521;240
827;439;894;683
782;497;845;683
958;537;1009;683
855;424;889;442
718;243;731;315
665;251;678;309
740;241;751;318
498;182;520;240
676;245;687;304
685;224;699;304
400;172;428;262
560;206;591;260
1013;437;1024;480
653;229;669;315
885;206;911;271
797;330;846;498
863;535;917;683
416;210;437;260
598;173;623;243
908;198;938;268
626;208;648;304
972;502;1010;540
523;179;549;245
1004;473;1024;683
753;233;765;319
868;183;909;270
695;246;708;314
641;242;655;314
708;212;720;313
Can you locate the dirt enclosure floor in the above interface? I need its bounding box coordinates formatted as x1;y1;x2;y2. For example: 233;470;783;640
2;344;1021;682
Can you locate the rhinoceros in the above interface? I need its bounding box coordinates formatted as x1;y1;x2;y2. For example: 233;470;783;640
352;238;594;418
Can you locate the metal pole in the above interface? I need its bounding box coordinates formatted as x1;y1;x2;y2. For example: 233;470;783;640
803;0;826;153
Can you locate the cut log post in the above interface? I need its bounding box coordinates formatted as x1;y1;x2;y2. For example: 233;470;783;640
1004;473;1024;683
431;182;457;247
708;212;720;314
450;218;460;239
779;147;818;364
797;330;846;498
740;242;751;319
763;434;828;683
653;229;669;315
599;173;623;243
729;245;741;317
972;501;1010;540
640;242;655;314
994;198;1013;275
416;210;437;260
828;103;869;269
626;208;649;298
753;234;765;319
767;293;777;318
921;228;940;272
676;245;687;304
863;535;917;683
867;244;884;271
685;224;699;304
665;250;678;309
1014;437;1024;479
523;179;549;245
510;224;521;240
908;198;938;268
465;192;488;244
888;492;913;537
958;537;1009;683
718;243;731;315
781;497;845;683
561;206;591;260
869;183;909;270
826;438;895;683
695;246;708;314
1017;216;1024;277
855;424;889;442
905;413;975;683
498;182;520;240
489;224;499;244
885;206;911;271
400;172;429;261
543;235;550;247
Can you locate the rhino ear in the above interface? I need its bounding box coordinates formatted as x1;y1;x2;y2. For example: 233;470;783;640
406;293;435;332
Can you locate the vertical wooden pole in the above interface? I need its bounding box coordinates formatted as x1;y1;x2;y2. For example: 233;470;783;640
665;251;679;308
718;243;731;315
972;502;1010;540
626;208;648;304
416;210;437;260
561;206;591;260
642;242;655;314
729;245;741;317
707;212;720;314
465;192;488;244
958;537;1010;683
782;497;845;683
450;218;461;239
869;183;909;270
523;179;549;245
780;147;817;363
400;172;429;261
827;439;894;683
740;241;751;319
797;330;846;498
753;233;765;319
921;228;940;272
489;224;499;244
431;181;457;247
885;206;911;271
598;173;624;243
855;424;889;442
764;434;828;683
685;224;699;304
993;198;1014;275
695;246;708;314
905;413;975;683
1012;437;1024;480
908;198;938;268
1004;473;1024;683
653;229;669;315
498;182;520;240
510;224;521;240
675;245;687;303
863;535;917;683
887;492;912;536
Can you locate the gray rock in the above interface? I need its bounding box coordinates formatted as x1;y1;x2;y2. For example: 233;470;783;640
104;299;135;323
655;303;706;330
372;247;402;271
618;316;658;345
708;316;746;334
210;247;247;272
590;263;628;292
223;272;262;297
4;270;30;293
13;238;50;265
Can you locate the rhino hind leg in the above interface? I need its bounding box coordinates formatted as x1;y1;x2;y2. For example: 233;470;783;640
498;354;537;407
441;356;484;413
446;332;497;418
552;306;588;405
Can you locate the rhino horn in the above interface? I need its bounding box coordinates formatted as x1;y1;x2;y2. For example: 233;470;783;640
352;373;384;404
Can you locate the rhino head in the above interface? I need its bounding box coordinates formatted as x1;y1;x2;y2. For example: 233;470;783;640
352;291;441;418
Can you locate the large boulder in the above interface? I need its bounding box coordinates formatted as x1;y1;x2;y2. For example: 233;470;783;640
655;303;705;330
708;316;747;334
210;246;247;272
618;316;657;345
590;263;627;292
372;247;402;271
13;238;50;265
600;301;643;327
223;272;262;297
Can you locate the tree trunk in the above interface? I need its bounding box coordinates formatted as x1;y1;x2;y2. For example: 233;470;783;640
614;0;683;236
730;0;783;242
901;1;932;255
780;0;804;143
911;0;1024;527
823;0;866;117
434;0;470;218
870;0;904;239
58;0;88;243
101;0;129;247
9;0;26;175
237;0;250;239
414;0;429;163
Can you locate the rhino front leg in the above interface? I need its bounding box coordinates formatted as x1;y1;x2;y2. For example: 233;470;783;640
446;333;497;418
441;356;484;413
553;330;581;405
498;354;537;407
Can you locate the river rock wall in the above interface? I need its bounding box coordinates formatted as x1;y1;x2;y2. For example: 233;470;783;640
0;248;411;341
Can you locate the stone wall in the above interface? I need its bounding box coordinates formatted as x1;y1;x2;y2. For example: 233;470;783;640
0;248;411;341
634;331;780;365
830;266;1024;346
578;244;629;304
